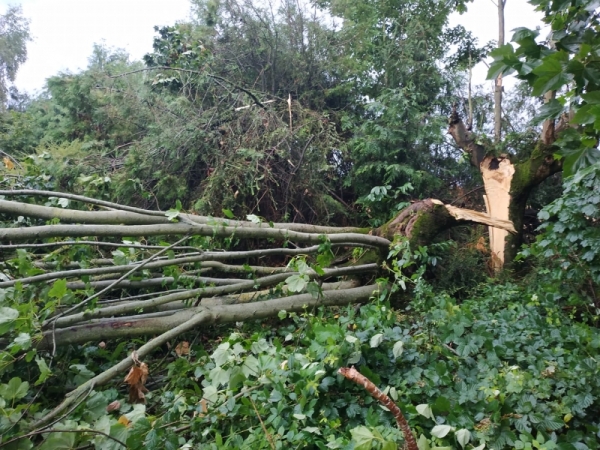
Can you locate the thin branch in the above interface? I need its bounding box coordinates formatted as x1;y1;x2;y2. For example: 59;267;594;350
338;366;418;450
0;240;199;251
249;396;276;450
0;189;165;216
49;264;379;329
109;66;282;108
0;253;209;289
0;198;365;234
0;222;391;248
50;236;190;324
22;382;95;436
31;284;382;429
63;275;244;291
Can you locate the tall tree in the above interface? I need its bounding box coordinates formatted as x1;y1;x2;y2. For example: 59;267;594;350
319;0;478;224
0;5;30;109
450;0;600;269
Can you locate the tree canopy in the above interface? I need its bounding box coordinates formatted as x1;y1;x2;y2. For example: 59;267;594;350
0;5;30;109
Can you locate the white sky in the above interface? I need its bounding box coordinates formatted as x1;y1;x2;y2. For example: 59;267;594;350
448;0;545;89
0;0;544;96
0;0;191;95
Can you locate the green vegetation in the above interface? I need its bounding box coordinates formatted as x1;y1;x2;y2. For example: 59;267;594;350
1;0;600;449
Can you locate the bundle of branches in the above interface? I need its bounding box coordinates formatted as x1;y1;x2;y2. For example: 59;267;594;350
0;189;515;427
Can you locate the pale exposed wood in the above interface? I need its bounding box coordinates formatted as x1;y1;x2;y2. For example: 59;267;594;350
430;199;516;234
480;156;515;270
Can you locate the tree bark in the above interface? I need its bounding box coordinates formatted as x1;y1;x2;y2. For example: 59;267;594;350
494;0;505;142
37;284;380;350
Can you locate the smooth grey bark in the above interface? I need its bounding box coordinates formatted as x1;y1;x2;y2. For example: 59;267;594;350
0;196;363;234
64;275;247;290
0;221;390;247
40;283;381;349
494;0;505;142
30;283;382;430
48;264;379;328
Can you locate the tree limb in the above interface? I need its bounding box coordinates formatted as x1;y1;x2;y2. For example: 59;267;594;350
30;284;382;429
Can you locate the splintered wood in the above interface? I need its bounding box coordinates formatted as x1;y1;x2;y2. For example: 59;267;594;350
430;200;516;234
480;156;515;271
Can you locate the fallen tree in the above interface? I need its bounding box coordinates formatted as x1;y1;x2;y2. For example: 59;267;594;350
0;189;515;427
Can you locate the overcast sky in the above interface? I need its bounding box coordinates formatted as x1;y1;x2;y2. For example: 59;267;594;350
0;0;544;95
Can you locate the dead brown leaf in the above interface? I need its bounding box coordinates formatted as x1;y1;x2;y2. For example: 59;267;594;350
124;355;149;404
175;341;190;356
3;157;14;170
106;400;121;413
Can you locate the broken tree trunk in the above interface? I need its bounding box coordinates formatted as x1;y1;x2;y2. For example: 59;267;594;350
448;109;562;270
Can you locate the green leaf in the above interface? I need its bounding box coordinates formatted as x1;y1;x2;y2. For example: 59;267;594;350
241;355;260;377
202;385;219;403
286;274;308;292
222;209;234;219
165;208;180;221
0;377;29;400
571;104;600;125
369;333;384;348
106;422;130;450
209;366;231;387
392;340;404;358
431;425;453;438
416;404;435;420
581;91;600;104
228;367;246;390
455;429;471;448
382;441;397;450
538;416;564;431
487;61;513;80
487;44;517;79
512;27;539;43
211;342;231;367
418;434;431;450
306;281;322;298
350;426;375;450
347;351;361;365
534;99;564;124
37;432;76;450
13;332;31;350
0;306;19;334
48;279;67;299
560;145;600;177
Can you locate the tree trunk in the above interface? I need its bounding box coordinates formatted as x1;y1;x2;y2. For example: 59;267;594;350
494;0;505;142
448;111;562;270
